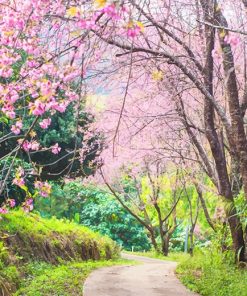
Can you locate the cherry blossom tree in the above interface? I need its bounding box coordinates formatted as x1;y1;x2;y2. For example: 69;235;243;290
0;0;247;262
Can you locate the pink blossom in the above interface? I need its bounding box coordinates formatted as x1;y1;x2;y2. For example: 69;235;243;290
6;110;16;119
11;120;23;135
13;177;25;187
23;141;31;152
78;19;97;30
2;104;15;119
0;68;13;78
29;100;46;116
126;23;143;38
9;93;19;103
35;181;52;197
51;143;61;154
48;101;67;113
19;140;39;152
63;72;79;82
102;4;120;20
8;199;16;208
55;103;67;113
224;35;240;47
30;141;40;151
23;198;33;212
0;208;8;214
39;118;51;129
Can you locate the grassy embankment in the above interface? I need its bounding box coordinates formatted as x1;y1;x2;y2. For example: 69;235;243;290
0;210;130;296
128;250;247;296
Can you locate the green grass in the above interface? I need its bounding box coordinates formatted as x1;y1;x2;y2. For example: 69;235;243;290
124;250;190;262
176;249;247;296
0;210;120;263
15;259;133;296
0;210;121;295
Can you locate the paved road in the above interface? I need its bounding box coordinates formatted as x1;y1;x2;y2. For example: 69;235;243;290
83;253;200;296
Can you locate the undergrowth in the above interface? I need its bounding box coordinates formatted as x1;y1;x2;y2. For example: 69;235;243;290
15;259;132;296
176;248;247;296
0;210;121;295
124;250;190;262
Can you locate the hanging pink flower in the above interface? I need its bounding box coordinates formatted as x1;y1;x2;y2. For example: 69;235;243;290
2;104;15;119
11;120;23;135
13;177;25;187
30;141;40;151
39;118;51;129
23;198;33;212
51;143;61;154
0;208;8;214
35;181;52;197
8;199;16;208
29;100;46;116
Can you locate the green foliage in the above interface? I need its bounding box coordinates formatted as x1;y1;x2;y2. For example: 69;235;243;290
15;259;133;296
36;182;151;251
79;186;151;251
176;248;247;296
0;210;120;263
234;191;247;228
35;104;103;179
0;104;103;184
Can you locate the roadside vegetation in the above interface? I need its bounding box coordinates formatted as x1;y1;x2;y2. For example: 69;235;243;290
0;211;120;295
177;249;247;296
128;248;247;296
15;259;132;296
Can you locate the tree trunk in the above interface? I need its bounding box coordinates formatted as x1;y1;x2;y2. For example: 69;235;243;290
161;235;170;256
195;183;216;232
188;228;194;256
149;229;159;252
200;0;246;262
227;206;246;262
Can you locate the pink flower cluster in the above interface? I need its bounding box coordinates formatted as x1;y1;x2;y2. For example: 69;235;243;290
102;4;121;20
51;143;61;154
39;118;51;129
2;104;16;119
0;208;8;214
224;34;240;47
23;198;34;213
28;99;68;116
35;181;52;197
11;120;23;135
0;199;16;214
13;167;25;187
127;23;143;38
18;139;40;152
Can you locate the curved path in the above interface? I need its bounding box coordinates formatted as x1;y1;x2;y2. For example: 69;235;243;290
83;253;200;296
